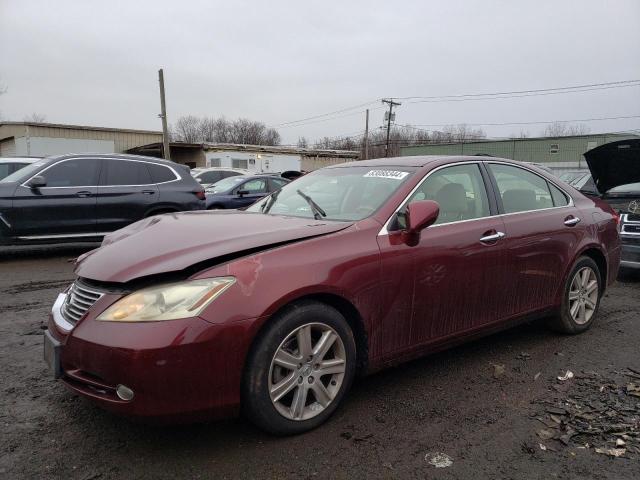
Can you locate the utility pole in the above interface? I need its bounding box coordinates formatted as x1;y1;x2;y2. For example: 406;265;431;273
364;109;370;160
382;98;401;157
158;69;171;160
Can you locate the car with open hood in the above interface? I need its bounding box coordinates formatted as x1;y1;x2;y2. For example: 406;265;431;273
583;139;640;269
44;156;620;434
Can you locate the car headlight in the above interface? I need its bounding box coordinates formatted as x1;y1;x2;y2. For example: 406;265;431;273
97;277;235;322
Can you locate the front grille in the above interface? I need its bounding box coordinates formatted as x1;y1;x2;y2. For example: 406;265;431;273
61;282;104;325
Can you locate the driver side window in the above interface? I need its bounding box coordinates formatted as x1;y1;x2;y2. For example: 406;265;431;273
395;163;490;229
240;179;267;193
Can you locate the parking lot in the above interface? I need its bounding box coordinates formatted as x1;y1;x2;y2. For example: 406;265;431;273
0;245;637;479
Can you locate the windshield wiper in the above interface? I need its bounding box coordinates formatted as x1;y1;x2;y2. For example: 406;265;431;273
296;189;326;220
261;189;281;214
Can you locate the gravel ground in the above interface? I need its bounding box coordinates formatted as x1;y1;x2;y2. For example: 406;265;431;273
1;245;639;479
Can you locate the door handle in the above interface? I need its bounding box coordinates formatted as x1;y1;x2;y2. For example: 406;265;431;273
479;231;505;244
76;191;93;198
564;216;581;226
141;190;156;195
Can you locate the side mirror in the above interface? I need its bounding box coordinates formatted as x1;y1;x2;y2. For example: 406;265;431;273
28;175;47;188
237;189;249;197
401;200;439;246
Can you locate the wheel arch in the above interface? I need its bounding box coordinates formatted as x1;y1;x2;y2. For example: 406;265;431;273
245;292;369;378
556;244;608;305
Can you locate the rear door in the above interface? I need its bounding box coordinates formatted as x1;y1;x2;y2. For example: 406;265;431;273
11;158;100;237
486;162;583;316
96;159;157;232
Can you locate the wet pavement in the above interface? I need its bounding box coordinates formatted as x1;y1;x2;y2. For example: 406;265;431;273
1;245;639;479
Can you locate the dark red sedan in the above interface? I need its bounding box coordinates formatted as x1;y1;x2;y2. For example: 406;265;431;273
44;156;621;434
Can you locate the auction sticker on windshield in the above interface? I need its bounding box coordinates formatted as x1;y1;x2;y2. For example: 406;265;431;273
363;170;409;180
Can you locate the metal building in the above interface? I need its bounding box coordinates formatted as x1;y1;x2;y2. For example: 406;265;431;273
0;122;163;157
400;133;640;171
128;142;360;172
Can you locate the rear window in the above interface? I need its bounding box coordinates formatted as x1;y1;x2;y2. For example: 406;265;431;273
102;159;152;186
148;163;177;183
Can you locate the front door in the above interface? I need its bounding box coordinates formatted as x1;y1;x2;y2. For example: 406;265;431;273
232;177;268;209
378;163;509;351
11;158;101;238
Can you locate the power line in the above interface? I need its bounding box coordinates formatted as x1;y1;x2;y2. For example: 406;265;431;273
270;79;640;131
397;79;640;101
403;83;640;105
270;100;379;128
409;114;640;128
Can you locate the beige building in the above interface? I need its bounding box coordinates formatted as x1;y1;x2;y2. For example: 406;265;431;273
0;122;162;157
128;142;360;171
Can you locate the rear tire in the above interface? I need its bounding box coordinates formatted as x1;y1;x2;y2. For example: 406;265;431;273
242;301;356;435
547;256;602;334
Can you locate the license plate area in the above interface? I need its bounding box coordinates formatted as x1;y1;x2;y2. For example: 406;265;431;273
43;330;62;379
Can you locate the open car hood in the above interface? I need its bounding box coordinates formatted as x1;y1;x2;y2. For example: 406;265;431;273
584;139;640;193
75;211;352;283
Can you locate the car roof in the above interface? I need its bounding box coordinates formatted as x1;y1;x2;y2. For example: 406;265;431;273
196;167;250;172
327;155;521;168
43;153;180;167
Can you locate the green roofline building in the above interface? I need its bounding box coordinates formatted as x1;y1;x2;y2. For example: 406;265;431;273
400;133;639;172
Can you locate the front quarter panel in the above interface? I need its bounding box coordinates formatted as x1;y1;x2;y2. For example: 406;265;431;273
192;219;386;359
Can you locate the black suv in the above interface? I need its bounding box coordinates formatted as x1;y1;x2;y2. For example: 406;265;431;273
0;154;205;245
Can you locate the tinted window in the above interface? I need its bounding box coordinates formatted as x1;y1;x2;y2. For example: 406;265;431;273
0;164;10;180
270;178;288;190
549;183;569;207
148;163;177;183
222;171;242;179
489;164;553;213
399;163;490;227
43;159;100;187
241;178;267;193
199;171;223;183
102;159;151;186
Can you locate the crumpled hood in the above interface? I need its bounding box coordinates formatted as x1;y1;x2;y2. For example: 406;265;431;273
75;210;352;283
584;139;640;193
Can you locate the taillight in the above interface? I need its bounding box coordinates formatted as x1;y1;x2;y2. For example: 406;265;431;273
194;190;206;200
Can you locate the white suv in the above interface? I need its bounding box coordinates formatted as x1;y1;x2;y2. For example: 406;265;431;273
0;157;41;180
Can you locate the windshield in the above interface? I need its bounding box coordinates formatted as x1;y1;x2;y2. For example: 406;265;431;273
247;166;416;221
0;159;48;183
608;182;640;193
205;176;246;193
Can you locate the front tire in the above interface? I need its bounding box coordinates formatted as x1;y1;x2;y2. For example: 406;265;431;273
242;301;356;435
547;256;602;334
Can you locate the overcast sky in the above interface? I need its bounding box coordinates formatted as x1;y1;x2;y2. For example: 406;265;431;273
1;0;639;144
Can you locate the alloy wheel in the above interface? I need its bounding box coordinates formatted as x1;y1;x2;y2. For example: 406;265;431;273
268;322;346;421
568;266;598;325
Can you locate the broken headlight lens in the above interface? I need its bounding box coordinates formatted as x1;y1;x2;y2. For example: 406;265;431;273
97;277;235;322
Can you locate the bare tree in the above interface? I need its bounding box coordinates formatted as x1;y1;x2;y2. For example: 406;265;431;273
297;137;309;148
543;122;590;137
23;112;47;123
442;124;486;142
171;115;281;145
171;115;201;143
